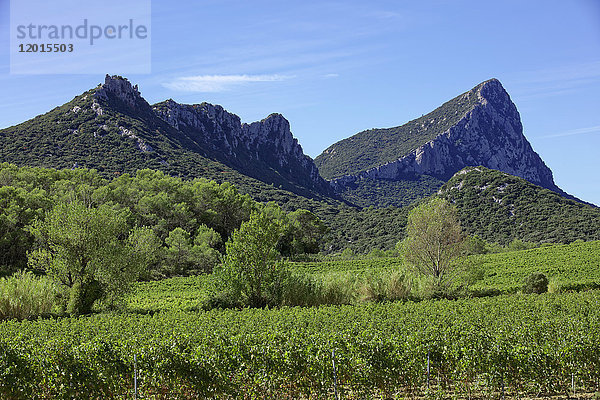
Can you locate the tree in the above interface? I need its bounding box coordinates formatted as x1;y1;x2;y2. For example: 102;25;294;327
164;227;193;276
214;210;287;307
28;201;159;315
190;224;222;273
286;209;329;255
261;203;328;257
162;225;221;276
401;198;465;291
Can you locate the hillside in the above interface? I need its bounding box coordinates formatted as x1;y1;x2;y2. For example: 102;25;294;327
440;166;600;244
315;81;484;179
0;75;596;254
0;75;331;199
316;79;572;207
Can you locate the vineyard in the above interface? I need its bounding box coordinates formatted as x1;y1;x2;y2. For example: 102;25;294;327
1;241;599;398
126;240;600;314
1;291;600;398
468;240;600;292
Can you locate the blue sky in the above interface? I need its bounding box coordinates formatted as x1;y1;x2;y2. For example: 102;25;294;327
1;0;599;205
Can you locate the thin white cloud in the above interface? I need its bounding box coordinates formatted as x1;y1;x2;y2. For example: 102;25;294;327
322;73;339;78
538;125;600;139
512;61;600;100
162;74;292;92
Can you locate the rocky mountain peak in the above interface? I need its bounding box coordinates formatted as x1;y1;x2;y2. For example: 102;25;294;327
321;78;568;205
476;78;515;114
242;113;297;155
94;74;148;110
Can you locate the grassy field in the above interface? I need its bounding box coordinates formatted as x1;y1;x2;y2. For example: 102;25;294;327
128;240;600;313
469;240;600;292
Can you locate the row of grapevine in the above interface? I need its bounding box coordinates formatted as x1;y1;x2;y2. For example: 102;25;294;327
1;291;599;398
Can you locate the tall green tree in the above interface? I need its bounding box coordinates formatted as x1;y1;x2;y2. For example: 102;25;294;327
28;201;159;315
401;197;465;291
214;210;287;307
162;225;221;276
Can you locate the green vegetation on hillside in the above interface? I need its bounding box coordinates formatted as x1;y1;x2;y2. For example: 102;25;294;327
440;166;600;244
0;87;328;200
1;74;337;200
315;82;485;179
469;240;600;293
336;174;445;208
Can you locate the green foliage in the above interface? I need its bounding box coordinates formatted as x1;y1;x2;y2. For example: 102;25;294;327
336;174;445;208
522;272;548;294
130;240;600;313
0;186;51;275
403;198;465;291
0;271;57;320
315;82;484;179
0;162;402;259
358;270;412;302
127;275;215;312
440;166;600;245
278;209;329;256
508;238;537;251
160;226;222;277
1;292;600;397
28;201;158;314
214;210;288;307
469;240;600;293
464;235;488;255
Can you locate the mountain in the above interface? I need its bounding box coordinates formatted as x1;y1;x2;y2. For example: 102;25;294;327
152;99;331;196
0;75;331;199
0;76;412;254
315;79;571;207
439;167;600;245
1;75;597;254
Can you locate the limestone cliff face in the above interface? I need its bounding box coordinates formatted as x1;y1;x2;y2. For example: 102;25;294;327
330;79;560;194
154;100;330;194
89;75;330;195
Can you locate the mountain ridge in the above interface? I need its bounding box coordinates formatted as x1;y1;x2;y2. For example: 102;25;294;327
0;75;332;200
315;78;575;205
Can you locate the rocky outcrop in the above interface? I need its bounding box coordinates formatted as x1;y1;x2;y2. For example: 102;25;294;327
89;76;331;195
154;100;331;194
330;79;561;194
94;74;150;112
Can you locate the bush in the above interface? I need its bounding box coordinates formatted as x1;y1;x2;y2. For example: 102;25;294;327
214;210;287;308
202;290;242;310
358;271;412;302
280;272;323;307
0;270;57;320
522;272;548;294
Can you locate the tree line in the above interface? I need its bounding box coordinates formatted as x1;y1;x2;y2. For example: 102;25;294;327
0;163;327;315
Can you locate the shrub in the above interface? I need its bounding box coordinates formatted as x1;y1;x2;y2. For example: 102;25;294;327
522;272;548;294
280;272;323;307
358;271;411;303
0;270;57;320
214;210;287;308
318;273;358;305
